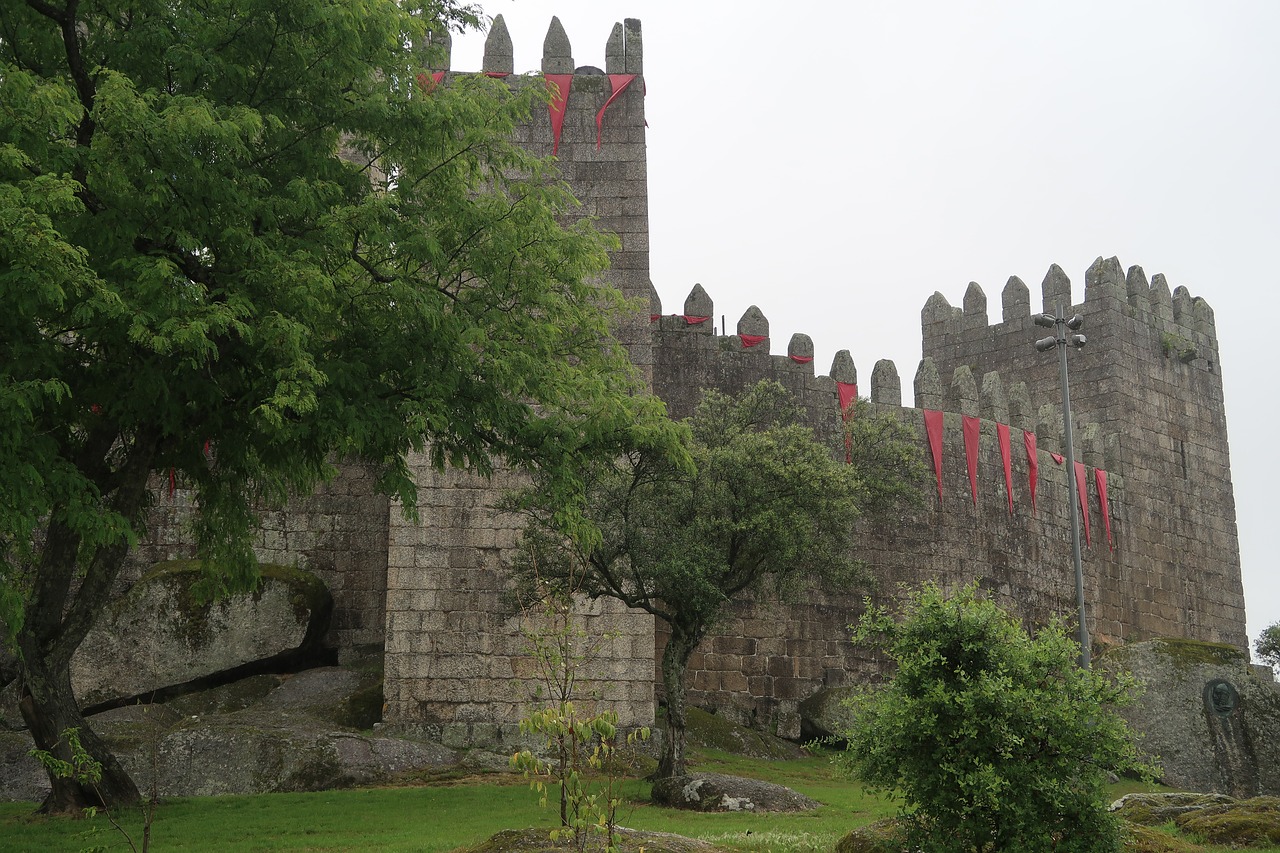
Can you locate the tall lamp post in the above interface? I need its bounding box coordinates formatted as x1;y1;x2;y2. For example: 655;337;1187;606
1034;308;1090;668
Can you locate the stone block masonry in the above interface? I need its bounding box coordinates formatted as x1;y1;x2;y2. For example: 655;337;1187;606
379;16;1244;737
124;16;1248;744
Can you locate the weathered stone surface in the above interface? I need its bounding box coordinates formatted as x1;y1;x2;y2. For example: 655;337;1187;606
797;686;859;741
1102;639;1280;796
650;773;818;813
0;731;48;802
2;664;450;801
462;828;725;853
1109;791;1236;825
139;718;455;797
71;562;332;708
1173;796;1280;845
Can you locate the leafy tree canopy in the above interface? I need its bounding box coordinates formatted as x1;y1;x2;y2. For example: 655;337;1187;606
839;583;1155;853
1256;622;1280;670
1;0;678;811
512;379;921;777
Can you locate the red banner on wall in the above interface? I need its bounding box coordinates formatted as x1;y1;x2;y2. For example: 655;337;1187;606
789;354;814;364
1096;468;1113;551
838;382;858;464
544;74;573;155
997;423;1014;515
682;315;709;325
596;74;636;148
837;382;858;416
924;410;944;499
1023;430;1038;514
963;415;980;506
1075;461;1091;547
739;334;766;348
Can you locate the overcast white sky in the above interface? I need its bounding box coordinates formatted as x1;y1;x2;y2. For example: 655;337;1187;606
451;1;1279;652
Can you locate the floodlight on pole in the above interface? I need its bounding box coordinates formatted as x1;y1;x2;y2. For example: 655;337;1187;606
1034;306;1091;669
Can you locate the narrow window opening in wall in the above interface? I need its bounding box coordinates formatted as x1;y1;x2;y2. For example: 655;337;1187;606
1177;439;1188;479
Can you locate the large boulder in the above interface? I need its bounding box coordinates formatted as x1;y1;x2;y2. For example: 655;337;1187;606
4;666;456;801
649;772;819;812
0;731;49;802
70;561;333;709
798;686;860;742
1102;638;1280;797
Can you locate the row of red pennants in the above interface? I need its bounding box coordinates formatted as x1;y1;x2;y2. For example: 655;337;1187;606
413;72;641;155
648;321;816;364
919;410;1113;550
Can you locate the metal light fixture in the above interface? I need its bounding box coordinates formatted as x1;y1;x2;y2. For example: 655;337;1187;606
1034;306;1091;669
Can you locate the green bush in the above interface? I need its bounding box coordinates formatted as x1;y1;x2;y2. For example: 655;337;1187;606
838;583;1154;853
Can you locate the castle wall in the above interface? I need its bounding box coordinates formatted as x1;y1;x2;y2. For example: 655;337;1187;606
123;16;1247;744
379;17;1246;740
381;459;655;745
380;18;660;742
129;461;390;654
921;262;1244;648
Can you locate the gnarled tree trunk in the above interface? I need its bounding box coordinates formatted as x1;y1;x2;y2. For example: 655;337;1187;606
18;648;140;812
16;429;158;812
655;626;701;779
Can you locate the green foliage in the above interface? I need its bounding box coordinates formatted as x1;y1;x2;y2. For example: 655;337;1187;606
839;583;1156;853
514;379;918;643
511;379;919;776
29;726;152;852
1160;332;1198;362
2;0;680;805
510;587;650;852
1255;622;1280;669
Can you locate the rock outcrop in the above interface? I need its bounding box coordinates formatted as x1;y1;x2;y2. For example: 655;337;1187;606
1102;638;1280;796
70;561;333;709
649;772;819;812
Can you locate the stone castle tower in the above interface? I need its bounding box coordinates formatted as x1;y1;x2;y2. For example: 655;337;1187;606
133;17;1247;746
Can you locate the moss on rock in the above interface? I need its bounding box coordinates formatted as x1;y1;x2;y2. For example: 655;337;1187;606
1175;796;1280;846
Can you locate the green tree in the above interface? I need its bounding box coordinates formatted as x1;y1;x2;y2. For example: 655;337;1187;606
1;0;678;812
513;380;921;779
1256;621;1280;670
839;583;1153;853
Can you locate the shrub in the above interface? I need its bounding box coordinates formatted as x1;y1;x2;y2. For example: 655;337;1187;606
838;583;1154;853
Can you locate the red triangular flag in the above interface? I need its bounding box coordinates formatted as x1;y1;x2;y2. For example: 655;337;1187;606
997;423;1013;515
597;74;637;148
1096;468;1113;551
963;415;980;506
1050;452;1065;465
924;410;944;499
1024;430;1038;515
544;74;573;155
838;382;858;464
1075;461;1091;547
837;382;858;417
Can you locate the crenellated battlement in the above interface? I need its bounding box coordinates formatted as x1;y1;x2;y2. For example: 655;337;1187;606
420;14;644;76
923;257;1221;378
368;20;1245;745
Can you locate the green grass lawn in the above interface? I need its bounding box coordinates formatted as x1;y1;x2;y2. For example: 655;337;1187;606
1;750;1274;853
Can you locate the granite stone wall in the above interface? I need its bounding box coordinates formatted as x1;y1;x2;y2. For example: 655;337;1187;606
379;17;1246;738
120;16;1248;746
380;17;660;740
129;461;390;654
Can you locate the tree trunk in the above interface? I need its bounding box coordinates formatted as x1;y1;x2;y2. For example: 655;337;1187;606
655;627;699;779
18;645;141;813
16;429;158;813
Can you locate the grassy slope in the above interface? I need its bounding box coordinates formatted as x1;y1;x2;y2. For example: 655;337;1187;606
1;737;1274;852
